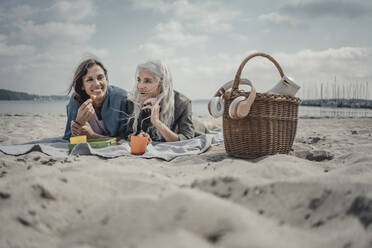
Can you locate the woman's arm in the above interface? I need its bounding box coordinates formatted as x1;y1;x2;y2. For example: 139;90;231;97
75;99;95;125
172;99;195;141
151;104;180;142
146;95;195;142
71;121;107;139
63;95;79;140
64;96;96;140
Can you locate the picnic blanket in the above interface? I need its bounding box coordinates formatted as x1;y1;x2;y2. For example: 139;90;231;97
0;130;223;161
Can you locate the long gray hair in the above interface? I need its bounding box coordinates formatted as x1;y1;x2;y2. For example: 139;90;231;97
128;60;175;140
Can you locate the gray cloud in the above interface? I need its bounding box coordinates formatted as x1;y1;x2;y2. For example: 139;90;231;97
131;0;239;33
138;20;208;60
49;0;95;22
14;21;96;46
280;0;372;19
258;12;304;29
0;0;104;95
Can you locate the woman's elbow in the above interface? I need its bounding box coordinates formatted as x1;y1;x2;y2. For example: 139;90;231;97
178;131;195;141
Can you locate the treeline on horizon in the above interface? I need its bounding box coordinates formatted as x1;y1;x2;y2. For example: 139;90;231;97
0;89;69;101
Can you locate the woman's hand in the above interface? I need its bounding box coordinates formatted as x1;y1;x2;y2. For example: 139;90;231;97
80;122;95;138
142;98;156;110
142;98;161;126
71;121;81;137
138;131;152;143
76;99;95;125
150;104;161;126
141;98;179;142
70;121;96;138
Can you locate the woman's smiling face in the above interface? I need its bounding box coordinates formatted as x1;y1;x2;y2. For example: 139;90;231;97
82;64;108;102
137;69;161;102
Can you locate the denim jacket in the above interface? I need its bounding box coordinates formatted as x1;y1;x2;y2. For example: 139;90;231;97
63;85;127;140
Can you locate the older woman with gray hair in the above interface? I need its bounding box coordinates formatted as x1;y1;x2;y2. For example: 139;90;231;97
121;60;208;142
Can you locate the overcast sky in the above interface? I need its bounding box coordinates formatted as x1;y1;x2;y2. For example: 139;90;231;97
1;0;372;99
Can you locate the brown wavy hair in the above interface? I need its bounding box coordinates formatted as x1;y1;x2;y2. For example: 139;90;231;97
67;58;108;104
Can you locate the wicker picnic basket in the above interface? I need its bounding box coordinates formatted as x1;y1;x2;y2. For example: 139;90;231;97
223;52;301;158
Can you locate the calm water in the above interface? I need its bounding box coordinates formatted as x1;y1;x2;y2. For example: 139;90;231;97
1;100;372;117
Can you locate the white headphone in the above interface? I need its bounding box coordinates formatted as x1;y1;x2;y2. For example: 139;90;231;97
208;79;256;119
208;96;225;118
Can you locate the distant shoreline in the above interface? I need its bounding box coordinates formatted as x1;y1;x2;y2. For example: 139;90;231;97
301;99;372;109
0;99;68;102
0;89;69;101
194;98;372;109
2;88;372;110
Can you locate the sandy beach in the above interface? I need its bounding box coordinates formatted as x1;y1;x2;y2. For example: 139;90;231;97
1;114;372;248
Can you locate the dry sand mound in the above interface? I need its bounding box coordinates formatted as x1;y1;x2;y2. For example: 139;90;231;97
1;115;372;248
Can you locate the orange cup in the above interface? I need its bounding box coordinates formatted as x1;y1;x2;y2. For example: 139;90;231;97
130;136;152;155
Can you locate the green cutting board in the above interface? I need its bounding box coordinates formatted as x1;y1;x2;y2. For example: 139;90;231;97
68;137;117;152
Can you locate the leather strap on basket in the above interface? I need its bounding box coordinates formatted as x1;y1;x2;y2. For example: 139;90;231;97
232;53;284;91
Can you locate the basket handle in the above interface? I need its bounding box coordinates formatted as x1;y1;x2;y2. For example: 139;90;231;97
232;52;284;91
213;80;252;97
